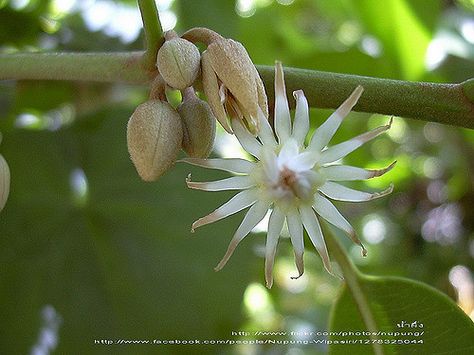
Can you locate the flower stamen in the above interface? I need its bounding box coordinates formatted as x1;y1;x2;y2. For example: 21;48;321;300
183;62;394;288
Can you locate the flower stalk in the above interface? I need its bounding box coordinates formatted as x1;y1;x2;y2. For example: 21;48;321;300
324;228;383;355
137;0;164;72
0;52;472;129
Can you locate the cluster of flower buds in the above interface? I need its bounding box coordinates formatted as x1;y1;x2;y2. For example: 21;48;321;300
127;28;268;181
0;133;10;213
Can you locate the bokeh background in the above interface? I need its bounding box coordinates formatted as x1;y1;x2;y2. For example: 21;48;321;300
0;0;473;354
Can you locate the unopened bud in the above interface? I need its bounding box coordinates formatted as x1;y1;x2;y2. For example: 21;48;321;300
156;36;201;90
178;89;216;158
127;100;183;181
201;37;268;134
0;153;10;212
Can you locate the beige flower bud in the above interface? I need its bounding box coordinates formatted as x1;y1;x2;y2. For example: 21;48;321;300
156;36;201;90
0;153;10;212
178;88;216;158
200;37;268;135
127;100;183;181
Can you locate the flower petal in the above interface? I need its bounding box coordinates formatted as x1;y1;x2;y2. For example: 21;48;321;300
191;189;258;231
286;208;304;279
309;85;363;152
274;61;291;143
299;205;332;275
319;118;392;165
265;207;285;288
231;118;262;158
201;51;232;133
180;157;255;174
319;181;394;202
186;174;255;191
261;147;279;182
257;107;277;148
215;201;269;271
277;138;298;167
292;90;309;146
313;194;366;256
321;161;396;181
287;151;319;172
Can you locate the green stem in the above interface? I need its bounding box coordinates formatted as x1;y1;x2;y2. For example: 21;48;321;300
324;230;383;355
259;65;474;129
0;52;151;83
137;0;163;71
0;51;472;129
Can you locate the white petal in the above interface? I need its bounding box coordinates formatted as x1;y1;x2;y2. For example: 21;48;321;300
274;61;291;143
313;194;366;255
215;201;269;271
261;147;279;182
292;90;309;146
299;205;332;275
319;181;394;202
186;174;255;191
265;207;285;288
257;107;277;148
286;208;304;279
231;118;262;158
309;85;363;152
287;151;319;172
277;138;298;167
321;161;396;181
319;118;392;165
191;189;258;231
180;158;254;174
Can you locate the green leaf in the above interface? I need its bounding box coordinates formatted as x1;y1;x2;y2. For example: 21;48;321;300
0;107;257;354
354;0;440;80
329;275;474;355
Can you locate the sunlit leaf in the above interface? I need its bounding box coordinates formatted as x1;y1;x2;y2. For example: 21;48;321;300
354;0;440;80
329;275;474;354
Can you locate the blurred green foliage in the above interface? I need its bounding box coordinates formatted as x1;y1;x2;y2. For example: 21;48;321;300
0;0;473;354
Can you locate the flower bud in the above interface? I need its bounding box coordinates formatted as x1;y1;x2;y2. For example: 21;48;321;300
201;38;268;135
0;153;10;212
181;27;268;134
178;89;216;158
127;100;183;181
156;37;201;90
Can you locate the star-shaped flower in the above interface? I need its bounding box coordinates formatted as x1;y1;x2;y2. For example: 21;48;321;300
183;62;394;288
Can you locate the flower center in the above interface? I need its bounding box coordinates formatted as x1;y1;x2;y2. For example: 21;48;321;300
257;162;321;208
279;164;318;202
279;165;299;195
253;144;325;208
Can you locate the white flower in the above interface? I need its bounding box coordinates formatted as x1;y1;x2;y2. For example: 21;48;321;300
183;62;394;288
